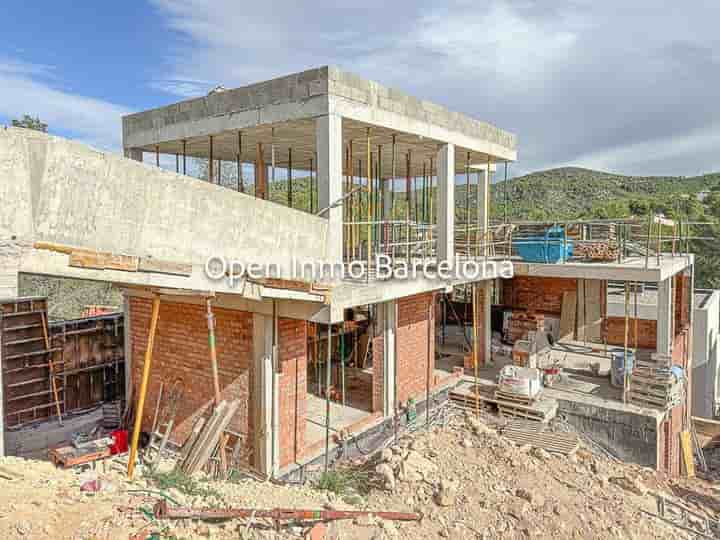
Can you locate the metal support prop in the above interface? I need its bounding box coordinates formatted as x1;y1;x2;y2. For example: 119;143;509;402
391;135;396;220
208;136;214;182
128;294;160;479
182;140;187;175
309;158;314;213
324;323;332;472
425;295;432;428
465;153;470;258
340;328;346;407
206;298;221;405
175;154;179;173
366;128;372;282
472;284;480;416
623;282;629;404
155;145;160;167
393;301;399;445
288;147;293;208
238;131;244;192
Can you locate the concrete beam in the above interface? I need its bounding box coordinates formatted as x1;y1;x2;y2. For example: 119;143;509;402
656;277;673;356
437;143;455;264
315;114;343;262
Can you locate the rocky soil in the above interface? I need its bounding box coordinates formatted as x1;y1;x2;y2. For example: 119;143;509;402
0;409;718;539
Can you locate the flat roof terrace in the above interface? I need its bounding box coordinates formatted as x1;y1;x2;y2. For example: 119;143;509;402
122;65;517;176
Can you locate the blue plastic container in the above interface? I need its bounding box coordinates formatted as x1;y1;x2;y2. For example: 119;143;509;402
610;350;635;388
513;226;573;263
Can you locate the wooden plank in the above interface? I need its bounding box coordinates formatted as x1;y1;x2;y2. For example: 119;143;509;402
138;257;193;276
559;291;577;342
576;280;586;341
584;279;602;343
680;430;695;478
69;250;139;272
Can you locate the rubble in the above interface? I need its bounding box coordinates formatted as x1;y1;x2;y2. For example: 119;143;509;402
0;409;715;539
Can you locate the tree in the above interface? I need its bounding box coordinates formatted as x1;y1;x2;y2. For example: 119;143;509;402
12;114;48;132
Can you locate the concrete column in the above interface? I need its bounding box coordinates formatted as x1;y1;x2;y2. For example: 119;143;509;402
382;300;397;417
252;313;274;475
437;143;455;263
656;277;673;356
316;115;343;262
124;148;143;162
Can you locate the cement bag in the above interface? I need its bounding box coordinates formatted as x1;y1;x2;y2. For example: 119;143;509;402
498;366;542;399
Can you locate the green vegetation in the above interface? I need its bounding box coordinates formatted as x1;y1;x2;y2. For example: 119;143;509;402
480;167;720;288
315;468;372;500
11;114;48;132
149;468;224;503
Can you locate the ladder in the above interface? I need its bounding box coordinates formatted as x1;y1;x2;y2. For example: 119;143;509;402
145;380;183;471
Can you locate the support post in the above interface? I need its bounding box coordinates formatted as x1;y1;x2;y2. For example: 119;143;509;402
324;323;332;472
182;140;187;175
656;277;673;356
315;115;343;262
437;143;455;263
124;148;143;162
206;299;221;405
128;294;160;479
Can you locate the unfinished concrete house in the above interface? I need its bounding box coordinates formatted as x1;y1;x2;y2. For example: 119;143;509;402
0;66;711;479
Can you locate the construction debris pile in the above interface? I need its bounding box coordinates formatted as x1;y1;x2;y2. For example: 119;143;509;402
0;406;717;539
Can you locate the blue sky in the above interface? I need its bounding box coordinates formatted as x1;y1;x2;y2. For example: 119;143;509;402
1;1;719;177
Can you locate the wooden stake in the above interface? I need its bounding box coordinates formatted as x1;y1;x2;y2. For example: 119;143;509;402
40;311;62;425
128;294;161;479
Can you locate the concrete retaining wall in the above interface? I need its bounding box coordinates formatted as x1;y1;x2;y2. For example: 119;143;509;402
0;128;332;280
556;398;660;469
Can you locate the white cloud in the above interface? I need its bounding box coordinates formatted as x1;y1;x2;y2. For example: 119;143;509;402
564;126;720;176
0;59;130;151
148;1;720;177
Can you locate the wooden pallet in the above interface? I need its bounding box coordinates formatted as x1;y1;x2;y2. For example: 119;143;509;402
49;445;111;468
498;404;551;422
495;390;535;406
501;425;580;455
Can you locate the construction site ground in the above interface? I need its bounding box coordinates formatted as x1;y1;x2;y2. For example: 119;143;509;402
0;407;717;540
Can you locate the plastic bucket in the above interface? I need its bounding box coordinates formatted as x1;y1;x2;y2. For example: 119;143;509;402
610;350;634;388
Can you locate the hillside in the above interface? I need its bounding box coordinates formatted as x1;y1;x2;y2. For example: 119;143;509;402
19;166;720;317
485;167;720;221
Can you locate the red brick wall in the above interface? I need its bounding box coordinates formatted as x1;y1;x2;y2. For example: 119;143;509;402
129;298;254;466
502;276;577;315
277;318;307;468
396;293;435;405
605;317;657;349
674;273;691;336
